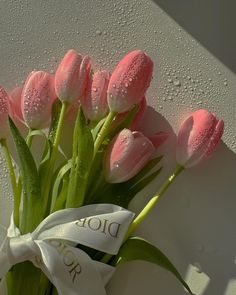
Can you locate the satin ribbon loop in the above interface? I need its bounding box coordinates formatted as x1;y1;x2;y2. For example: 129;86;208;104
0;204;134;295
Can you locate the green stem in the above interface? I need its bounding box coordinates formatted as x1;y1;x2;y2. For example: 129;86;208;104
26;128;34;147
0;138;20;227
52;102;68;154
126;164;184;236
101;164;184;264
93;111;116;156
75;111;116;207
42;101;68;215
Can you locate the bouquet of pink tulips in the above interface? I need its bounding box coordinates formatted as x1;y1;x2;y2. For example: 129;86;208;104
0;49;224;295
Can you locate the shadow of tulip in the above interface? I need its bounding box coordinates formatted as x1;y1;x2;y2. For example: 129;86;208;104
107;106;236;295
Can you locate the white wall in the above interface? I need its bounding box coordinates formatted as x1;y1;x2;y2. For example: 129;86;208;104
0;1;235;294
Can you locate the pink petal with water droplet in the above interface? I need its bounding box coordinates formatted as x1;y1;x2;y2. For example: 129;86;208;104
55;49;83;103
22;71;56;129
107;50;153;113
9;85;24;123
81;70;110;121
176;109;224;167
104;128;155;183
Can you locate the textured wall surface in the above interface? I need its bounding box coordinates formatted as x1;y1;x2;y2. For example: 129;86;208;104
0;1;235;294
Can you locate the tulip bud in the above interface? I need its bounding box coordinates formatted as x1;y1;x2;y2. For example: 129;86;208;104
81;70;110;121
104;128;155;183
0;86;10;139
176;109;224;168
55;49;91;104
107;50;153;113
22;71;56;129
9;85;24;123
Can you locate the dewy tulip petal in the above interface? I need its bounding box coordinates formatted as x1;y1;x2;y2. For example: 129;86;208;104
107;50;153;113
55;49;83;103
9;85;24;123
0;86;10;139
81;70;110;121
22;71;56;129
104;129;155;183
176;109;224;168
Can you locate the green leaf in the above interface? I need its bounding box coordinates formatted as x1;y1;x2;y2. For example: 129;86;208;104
113;237;193;294
48;99;62;143
76;108;94;178
91;118;106;141
39;100;62;186
50;160;72;212
9;117;43;233
52;176;70;212
66;107;94;208
84;150;106;204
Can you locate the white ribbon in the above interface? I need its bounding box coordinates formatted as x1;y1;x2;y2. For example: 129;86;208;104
0;204;134;295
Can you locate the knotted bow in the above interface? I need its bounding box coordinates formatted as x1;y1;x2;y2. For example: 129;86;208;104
0;204;134;295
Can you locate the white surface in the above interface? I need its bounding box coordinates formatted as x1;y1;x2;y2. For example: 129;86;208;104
0;1;236;295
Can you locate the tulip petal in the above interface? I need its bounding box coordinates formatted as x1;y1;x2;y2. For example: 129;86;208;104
9;85;24;123
22;71;56;129
105;129;155;183
176;109;224;167
81;70;110;121
55;49;83;103
108;50;153;113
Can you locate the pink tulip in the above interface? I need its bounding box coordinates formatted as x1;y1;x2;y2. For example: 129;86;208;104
81;70;110;121
55;50;91;104
0;86;10;139
9;85;24;123
176;109;224;168
107;50;153;113
22;71;56;129
104;128;156;183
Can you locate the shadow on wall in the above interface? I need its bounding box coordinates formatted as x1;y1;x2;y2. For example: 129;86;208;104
152;0;236;74
107;107;236;295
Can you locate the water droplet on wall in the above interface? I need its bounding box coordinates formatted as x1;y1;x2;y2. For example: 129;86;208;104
173;80;181;87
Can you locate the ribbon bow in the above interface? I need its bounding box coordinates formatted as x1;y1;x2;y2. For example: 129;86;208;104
0;204;134;295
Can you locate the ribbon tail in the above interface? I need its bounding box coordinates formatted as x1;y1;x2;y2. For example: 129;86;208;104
0;251;12;279
36;240;108;295
0;238;13;279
